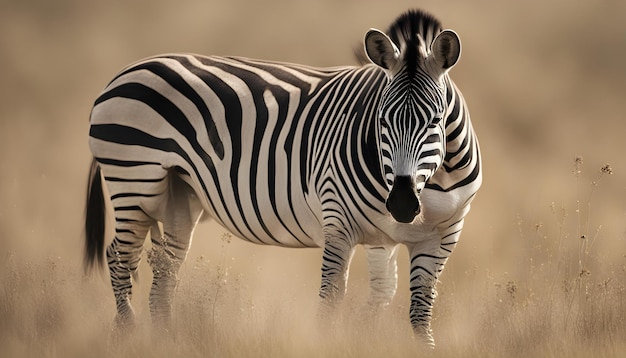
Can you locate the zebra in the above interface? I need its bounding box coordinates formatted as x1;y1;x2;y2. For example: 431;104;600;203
84;9;481;347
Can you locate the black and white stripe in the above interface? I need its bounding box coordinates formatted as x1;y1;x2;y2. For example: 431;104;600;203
84;9;481;347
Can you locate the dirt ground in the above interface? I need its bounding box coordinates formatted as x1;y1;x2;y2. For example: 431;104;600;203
1;0;626;356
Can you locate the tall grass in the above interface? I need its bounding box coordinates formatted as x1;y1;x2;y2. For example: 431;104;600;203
1;158;624;357
473;157;625;357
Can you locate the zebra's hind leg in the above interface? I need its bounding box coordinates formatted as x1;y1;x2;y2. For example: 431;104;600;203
365;245;399;308
148;173;203;328
107;210;153;329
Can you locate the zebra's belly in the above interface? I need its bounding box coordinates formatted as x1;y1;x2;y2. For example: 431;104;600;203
206;204;323;248
195;165;324;248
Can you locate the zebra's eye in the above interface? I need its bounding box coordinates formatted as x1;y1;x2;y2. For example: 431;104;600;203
431;116;443;126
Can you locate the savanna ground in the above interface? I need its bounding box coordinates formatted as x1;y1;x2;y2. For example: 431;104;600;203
1;0;626;356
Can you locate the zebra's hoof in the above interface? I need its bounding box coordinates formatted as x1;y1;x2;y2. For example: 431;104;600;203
414;326;435;349
112;312;136;333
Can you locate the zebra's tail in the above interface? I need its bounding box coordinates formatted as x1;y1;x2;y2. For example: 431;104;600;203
84;158;106;272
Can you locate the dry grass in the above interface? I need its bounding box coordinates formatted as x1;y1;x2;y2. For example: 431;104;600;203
0;256;624;357
1;161;625;357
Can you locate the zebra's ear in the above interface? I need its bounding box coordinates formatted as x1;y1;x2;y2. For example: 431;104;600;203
364;29;400;71
429;30;461;74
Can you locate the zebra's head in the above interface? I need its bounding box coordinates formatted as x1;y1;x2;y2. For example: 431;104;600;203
364;11;461;223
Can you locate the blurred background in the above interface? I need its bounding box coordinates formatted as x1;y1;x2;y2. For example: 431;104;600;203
1;0;625;355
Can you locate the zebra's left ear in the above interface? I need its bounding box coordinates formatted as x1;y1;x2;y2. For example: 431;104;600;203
428;30;461;77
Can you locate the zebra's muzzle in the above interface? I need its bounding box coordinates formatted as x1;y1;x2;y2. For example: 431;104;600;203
386;175;420;223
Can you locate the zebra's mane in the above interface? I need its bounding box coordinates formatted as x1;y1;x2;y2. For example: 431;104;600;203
387;10;442;76
386;9;442;55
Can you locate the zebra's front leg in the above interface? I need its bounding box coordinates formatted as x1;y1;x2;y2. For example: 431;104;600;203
365;245;399;308
318;233;356;314
407;239;453;348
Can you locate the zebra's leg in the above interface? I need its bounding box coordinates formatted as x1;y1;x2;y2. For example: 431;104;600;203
148;174;203;326
318;233;356;307
107;210;153;328
406;240;441;348
365;245;399;308
407;226;462;348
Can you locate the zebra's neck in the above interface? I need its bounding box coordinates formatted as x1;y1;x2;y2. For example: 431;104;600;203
301;65;390;216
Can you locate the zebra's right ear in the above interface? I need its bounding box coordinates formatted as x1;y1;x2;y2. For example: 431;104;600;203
364;29;400;71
